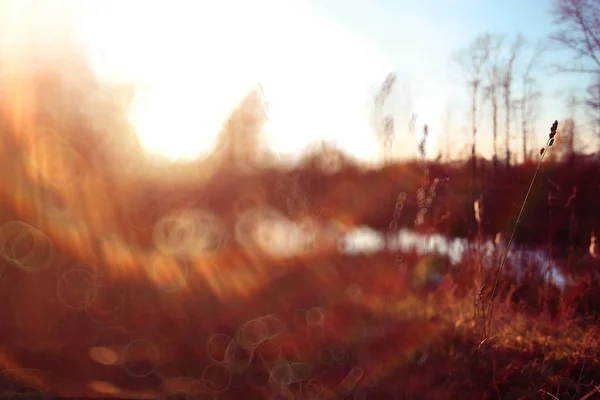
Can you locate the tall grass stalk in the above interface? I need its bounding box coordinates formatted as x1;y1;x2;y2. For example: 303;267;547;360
484;120;558;337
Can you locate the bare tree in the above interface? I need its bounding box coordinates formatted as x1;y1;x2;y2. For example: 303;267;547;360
550;0;600;74
549;117;577;162
567;95;578;159
551;0;600;157
482;34;505;173
222;85;270;170
441;102;453;161
584;73;600;152
547;96;578;179
519;40;545;163
500;35;524;167
453;34;492;179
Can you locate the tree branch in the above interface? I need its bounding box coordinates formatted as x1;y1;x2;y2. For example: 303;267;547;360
550;0;600;72
550;63;600;74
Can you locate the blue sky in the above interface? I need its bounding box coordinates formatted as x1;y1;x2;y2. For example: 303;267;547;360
301;0;594;160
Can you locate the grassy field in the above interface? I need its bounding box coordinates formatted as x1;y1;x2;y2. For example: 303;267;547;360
0;145;599;399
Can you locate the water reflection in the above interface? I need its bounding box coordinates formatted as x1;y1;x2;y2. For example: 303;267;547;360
341;227;566;288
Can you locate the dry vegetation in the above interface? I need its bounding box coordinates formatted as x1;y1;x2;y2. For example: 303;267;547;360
0;18;600;400
0;75;599;400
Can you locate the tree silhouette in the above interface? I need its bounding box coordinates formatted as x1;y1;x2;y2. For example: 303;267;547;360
500;35;524;168
518;40;545;163
481;34;504;174
453;34;492;180
584;74;600;152
550;0;600;74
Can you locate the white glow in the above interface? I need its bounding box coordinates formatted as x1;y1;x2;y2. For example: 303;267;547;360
77;0;390;162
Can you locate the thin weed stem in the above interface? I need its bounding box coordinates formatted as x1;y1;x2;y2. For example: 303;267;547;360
484;124;557;337
538;390;560;400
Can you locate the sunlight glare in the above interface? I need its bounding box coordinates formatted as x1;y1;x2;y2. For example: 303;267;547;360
77;0;390;163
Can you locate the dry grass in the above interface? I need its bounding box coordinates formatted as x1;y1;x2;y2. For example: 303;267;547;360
0;56;599;400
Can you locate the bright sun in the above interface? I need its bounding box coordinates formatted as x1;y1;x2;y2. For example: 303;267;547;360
76;0;390;163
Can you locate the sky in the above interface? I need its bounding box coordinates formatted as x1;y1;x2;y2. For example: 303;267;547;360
0;0;595;163
303;0;594;160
